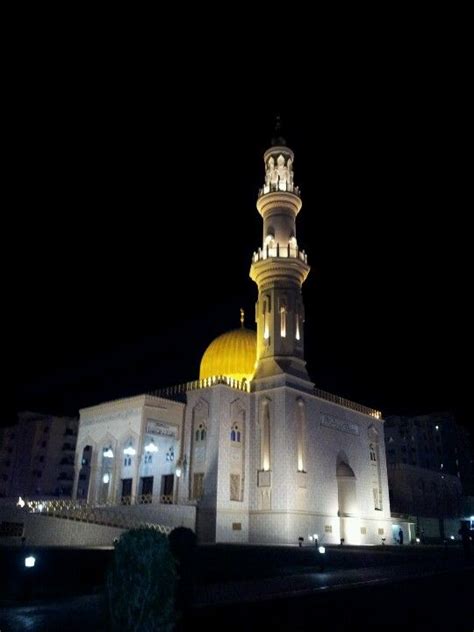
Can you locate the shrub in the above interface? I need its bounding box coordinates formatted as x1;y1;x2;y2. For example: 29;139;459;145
168;527;197;620
168;527;197;565
107;528;176;631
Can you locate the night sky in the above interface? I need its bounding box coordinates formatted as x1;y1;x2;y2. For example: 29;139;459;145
5;47;470;431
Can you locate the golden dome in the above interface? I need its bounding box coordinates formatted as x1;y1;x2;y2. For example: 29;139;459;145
200;327;257;383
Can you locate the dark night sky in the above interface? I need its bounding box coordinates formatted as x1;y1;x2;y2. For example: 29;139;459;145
4;39;470;430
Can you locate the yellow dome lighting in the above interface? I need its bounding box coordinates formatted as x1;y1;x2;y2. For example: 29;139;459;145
200;327;257;384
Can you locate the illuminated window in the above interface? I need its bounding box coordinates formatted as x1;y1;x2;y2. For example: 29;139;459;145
295;314;301;341
280;306;287;338
296;399;306;472
263;296;270;341
260;400;271;471
263;312;269;340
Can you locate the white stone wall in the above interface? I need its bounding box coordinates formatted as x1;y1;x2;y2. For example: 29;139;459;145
76;395;185;504
0;506;124;547
247;387;392;545
215;387;251;543
68;385;394;546
0;503;197;547
183;386;252;543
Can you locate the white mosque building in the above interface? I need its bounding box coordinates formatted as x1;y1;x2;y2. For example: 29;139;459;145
70;134;393;546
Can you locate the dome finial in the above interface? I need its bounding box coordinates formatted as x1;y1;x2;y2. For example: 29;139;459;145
271;114;286;146
240;308;245;328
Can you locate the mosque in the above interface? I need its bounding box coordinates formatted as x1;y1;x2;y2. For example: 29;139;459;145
72;132;393;545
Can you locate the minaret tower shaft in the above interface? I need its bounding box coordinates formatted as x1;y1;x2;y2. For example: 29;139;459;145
250;129;311;387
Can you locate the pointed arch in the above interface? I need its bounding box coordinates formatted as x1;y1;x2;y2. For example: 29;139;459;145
368;424;383;510
259;397;271;471
296;397;306;472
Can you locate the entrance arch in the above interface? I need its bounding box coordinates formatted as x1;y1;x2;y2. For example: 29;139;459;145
337;454;357;542
77;445;93;500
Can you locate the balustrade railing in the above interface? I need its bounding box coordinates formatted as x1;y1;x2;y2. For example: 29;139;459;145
19;498;173;534
150;375;250;400
314;387;382;419
149;377;381;418
252;243;308;264
258;182;301;197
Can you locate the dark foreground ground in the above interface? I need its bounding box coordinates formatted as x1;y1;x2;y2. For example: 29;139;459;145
0;544;473;630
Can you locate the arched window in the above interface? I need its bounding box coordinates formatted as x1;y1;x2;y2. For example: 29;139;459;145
280;306;287;338
295;312;301;341
263;302;269;340
231;424;241;443
296;398;306;472
195;423;207;442
368;427;382;510
260;399;271;471
369;443;377;462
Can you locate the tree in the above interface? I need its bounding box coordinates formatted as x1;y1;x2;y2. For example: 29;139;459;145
107;528;176;631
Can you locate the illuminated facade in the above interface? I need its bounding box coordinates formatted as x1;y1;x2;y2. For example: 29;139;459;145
72;134;394;545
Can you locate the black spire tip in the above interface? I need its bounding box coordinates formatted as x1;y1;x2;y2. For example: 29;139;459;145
271;114;287;147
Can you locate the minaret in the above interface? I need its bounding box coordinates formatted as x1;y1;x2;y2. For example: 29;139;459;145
250;124;311;388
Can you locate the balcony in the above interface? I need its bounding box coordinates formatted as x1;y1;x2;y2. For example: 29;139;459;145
252;243;308;264
258;181;301;198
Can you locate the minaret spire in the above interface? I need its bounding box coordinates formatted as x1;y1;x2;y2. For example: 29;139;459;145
271;114;286;147
240;308;245;328
250;136;311;388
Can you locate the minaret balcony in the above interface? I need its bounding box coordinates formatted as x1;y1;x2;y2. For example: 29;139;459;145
252;244;308;264
258;182;301;198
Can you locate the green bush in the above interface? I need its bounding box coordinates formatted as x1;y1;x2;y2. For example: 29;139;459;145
107;528;177;631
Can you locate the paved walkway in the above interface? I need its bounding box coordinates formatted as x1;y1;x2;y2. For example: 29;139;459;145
1;556;471;630
194;558;472;607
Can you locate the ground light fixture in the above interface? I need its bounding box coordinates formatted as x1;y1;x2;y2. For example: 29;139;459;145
24;556;36;568
317;546;326;571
